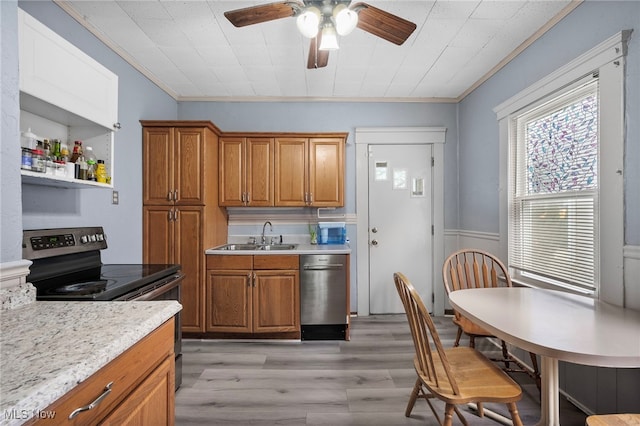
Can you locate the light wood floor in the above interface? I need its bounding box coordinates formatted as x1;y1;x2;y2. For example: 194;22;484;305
176;314;587;425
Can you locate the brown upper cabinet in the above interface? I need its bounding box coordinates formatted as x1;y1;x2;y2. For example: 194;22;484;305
219;137;274;207
143;126;208;206
274;135;346;207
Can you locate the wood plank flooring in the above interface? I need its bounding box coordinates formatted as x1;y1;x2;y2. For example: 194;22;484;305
176;315;587;425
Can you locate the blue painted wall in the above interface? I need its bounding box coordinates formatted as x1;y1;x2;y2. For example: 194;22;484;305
458;0;639;245
15;1;177;263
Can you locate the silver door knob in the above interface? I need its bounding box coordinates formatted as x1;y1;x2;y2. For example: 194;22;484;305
371;227;378;233
371;240;378;246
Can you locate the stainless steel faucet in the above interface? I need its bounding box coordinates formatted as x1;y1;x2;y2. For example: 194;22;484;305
261;221;273;244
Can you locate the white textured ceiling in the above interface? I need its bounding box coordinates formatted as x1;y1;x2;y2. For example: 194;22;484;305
55;0;578;101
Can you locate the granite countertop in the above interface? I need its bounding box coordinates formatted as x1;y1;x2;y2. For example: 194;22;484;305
0;301;181;426
205;243;352;255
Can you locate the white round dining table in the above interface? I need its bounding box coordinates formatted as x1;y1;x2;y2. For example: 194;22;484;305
448;287;640;426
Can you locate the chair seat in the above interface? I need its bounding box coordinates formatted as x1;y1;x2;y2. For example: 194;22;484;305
586;414;640;425
417;346;522;404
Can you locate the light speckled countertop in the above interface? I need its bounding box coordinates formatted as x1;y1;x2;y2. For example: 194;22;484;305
0;301;181;426
205;243;351;255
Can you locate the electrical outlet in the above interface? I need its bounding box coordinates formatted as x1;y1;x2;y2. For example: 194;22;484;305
112;190;119;205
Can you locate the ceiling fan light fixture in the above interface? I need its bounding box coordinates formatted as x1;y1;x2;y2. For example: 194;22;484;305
334;4;358;36
319;25;339;51
296;7;321;38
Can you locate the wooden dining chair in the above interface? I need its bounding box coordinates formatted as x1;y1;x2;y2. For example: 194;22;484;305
443;249;540;388
394;272;524;426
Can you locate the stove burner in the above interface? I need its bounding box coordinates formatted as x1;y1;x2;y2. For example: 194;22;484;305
48;280;114;296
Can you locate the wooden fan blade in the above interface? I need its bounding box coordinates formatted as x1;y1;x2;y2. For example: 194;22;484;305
352;2;417;45
224;2;297;27
307;35;329;69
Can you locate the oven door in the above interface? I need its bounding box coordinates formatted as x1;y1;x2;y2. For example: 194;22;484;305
116;272;184;390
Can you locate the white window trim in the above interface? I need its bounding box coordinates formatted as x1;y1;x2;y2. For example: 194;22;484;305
495;30;629;305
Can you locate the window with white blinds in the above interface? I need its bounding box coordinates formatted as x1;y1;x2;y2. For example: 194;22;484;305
509;77;599;293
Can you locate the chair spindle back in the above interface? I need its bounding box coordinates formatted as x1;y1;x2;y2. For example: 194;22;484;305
443;249;512;295
394;272;461;396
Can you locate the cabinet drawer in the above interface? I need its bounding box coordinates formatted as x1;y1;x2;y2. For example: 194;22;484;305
32;319;174;425
253;255;299;270
207;255;253;270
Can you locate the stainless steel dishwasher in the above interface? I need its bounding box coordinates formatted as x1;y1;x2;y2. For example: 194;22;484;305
300;254;347;340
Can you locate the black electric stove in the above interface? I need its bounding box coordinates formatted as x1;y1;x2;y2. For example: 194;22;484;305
23;226;184;389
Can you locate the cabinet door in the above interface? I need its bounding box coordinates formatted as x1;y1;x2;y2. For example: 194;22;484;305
99;356;175;426
218;137;245;206
308;138;344;207
253;270;299;333
143;127;174;205
274;138;307;206
206;270;252;332
175;127;204;205
143;206;174;265
246;138;274;206
175;206;204;333
19;9;118;131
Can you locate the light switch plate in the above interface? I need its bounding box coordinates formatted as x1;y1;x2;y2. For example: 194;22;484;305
112;190;119;205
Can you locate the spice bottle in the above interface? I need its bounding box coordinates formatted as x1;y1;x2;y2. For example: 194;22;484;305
21;148;33;171
31;149;45;173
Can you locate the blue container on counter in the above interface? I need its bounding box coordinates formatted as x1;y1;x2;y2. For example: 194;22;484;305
317;222;346;245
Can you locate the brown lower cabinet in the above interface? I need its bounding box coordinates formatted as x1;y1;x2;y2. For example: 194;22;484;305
206;255;300;337
28;319;175;426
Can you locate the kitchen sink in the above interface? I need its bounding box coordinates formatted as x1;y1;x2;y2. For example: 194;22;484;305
260;244;298;251
217;244;260;251
214;243;298;251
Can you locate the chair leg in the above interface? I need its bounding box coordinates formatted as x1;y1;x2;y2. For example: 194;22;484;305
501;340;511;369
529;352;541;390
507;402;524;426
469;335;476;349
443;404;456;426
454;326;463;347
405;378;421;417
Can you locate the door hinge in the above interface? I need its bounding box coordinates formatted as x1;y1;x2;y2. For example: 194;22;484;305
431;156;434;167
431;225;434;235
432;293;435;304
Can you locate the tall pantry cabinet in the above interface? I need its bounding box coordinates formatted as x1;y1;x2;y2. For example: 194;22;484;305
141;121;228;333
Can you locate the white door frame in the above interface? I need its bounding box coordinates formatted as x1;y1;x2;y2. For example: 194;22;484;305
355;127;446;316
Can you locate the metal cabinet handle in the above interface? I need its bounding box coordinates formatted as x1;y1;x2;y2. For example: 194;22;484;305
167;191;173;201
173;190;178;202
309;193;313;205
173;208;178;221
168;209;173;221
113;122;121;130
253;273;257;287
247;273;251;287
371;240;378;246
246;192;250;204
68;382;113;419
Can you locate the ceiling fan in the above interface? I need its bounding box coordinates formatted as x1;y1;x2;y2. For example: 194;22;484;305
224;1;417;69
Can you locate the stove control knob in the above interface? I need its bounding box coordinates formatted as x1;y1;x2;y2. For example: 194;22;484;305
81;235;89;244
97;234;104;241
90;234;97;242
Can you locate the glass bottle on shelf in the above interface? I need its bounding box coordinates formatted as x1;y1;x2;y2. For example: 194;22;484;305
70;140;83;163
78;155;88;180
85;146;97;181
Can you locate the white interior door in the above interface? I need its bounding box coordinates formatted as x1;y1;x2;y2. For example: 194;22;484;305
368;144;433;314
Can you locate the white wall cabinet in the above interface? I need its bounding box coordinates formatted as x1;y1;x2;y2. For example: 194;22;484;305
18;8;118;189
